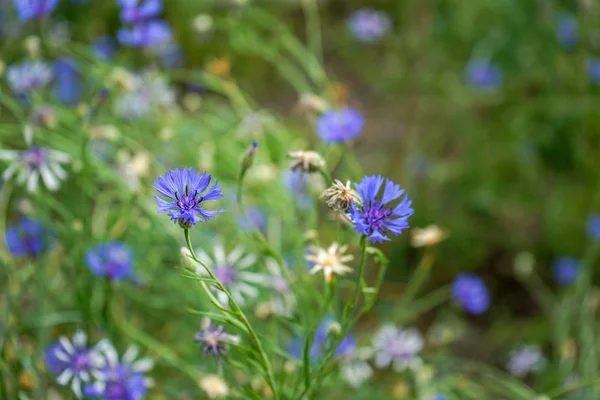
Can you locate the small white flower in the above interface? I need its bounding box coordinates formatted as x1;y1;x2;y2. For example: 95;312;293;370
507;345;546;377
6;60;52;94
372;324;423;372
306;242;354;282
199;374;229;398
340;347;373;388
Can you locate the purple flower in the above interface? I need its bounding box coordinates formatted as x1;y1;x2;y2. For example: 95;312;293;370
54;57;81;105
152;167;223;227
465;59;503;90
452;273;490;315
556;14;578;50
552;257;580;286
44;331;105;398
12;0;58;22
117;20;171;48
587;58;600;84
434;396;448;400
93;36;117;61
239;207;266;232
349;176;414;243
289;317;355;362
85;242;135;281
118;0;162;24
283;171;314;209
5;217;45;257
372;325;423;371
316;107;364;144
6;60;53;94
194;317;240;357
347;8;392;43
587;214;600;239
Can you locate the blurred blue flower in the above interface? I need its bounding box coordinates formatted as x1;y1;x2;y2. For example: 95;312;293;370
289;317;355;362
452;273;490;315
316;107;364;144
152;167;224;227
5;217;45;257
552;256;580;286
54;57;81;105
283;170;314;209
6;60;53;95
12;0;58;22
506;345;546;377
240;207;266;232
465;59;503;91
93;36;117;61
117;20;172;48
586;58;600;84
86;242;135;282
45;331;104;398
556;14;578;50
118;0;162;24
434;395;449;400
587;214;600;239
347;8;392;43
154;41;183;69
349;175;414;243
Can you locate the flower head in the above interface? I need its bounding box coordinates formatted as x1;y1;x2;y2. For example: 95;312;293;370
347;9;392;43
118;0;162;24
452;273;490;315
289;317;355;362
316;108;364;144
321;179;359;212
194;317;240;357
54;57;81;105
5;217;45;257
371;324;423;371
587;214;600;240
199;375;229;399
6;60;52;94
552;257;580;286
410;225;448;248
13;0;58;22
349;175;414;243
117;20;172;48
153;167;223;228
465;59;503;90
44;331;105;398
557;14;577;50
306;242;353;282
507;345;545;377
287;150;326;174
85;242;135;282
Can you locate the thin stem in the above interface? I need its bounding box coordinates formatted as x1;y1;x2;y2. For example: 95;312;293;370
402;248;435;302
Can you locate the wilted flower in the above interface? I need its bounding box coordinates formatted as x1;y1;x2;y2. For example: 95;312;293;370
371;325;423;371
289;317;355;362
507;345;546;377
306;242;354;282
5;217;45;257
194;317;240;357
349;175;414;243
199;375;229;399
152;167;223;228
452;273;490;315
347;9;392;43
321;179;359;212
117;20;172;48
30;106;57;128
83;341;154;400
118;0;162;24
552;257;580;286
0;126;70;192
13;0;59;22
411;225;448;248
316;107;364;144
194;242;267;305
85;242;136;282
588;58;600;84
465;59;503;90
54;57;81;105
556;14;578;50
44;331;105;398
287;150;325;174
587;214;600;239
93;36;117;61
6;60;52;94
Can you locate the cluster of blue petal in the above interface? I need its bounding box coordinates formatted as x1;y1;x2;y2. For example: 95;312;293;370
5;217;45;257
288;317;355;362
452;273;490;315
86;242;135;282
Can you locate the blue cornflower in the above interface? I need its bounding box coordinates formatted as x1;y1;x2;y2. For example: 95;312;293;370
434;395;448;400
552;257;580;286
85;242;135;281
347;8;392;43
316;107;364;144
556;14;578;50
6;60;53;95
586;58;600;84
452;273;490;315
349;176;414;243
84;340;154;400
118;0;162;24
289;317;355;362
93;36;117;61
44;331;105;398
152;167;224;228
5;217;45;257
117;20;171;48
465;59;503;90
12;0;58;22
587;214;600;239
54;58;81;105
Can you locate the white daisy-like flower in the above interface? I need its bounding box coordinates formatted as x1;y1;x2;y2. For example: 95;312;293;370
0;126;70;192
371;324;424;372
195;242;268;306
114;72;175;119
199;374;229;398
507;345;546;377
306;242;354;282
6;60;53;94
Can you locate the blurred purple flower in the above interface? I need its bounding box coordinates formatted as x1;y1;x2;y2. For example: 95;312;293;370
283;170;314;209
239;207;266;232
93;36;117;61
371;325;423;371
587;214;600;239
552;256;580;286
6;60;53;94
85;242;134;282
117;20;171;48
507;345;545;377
5;217;45;257
316;107;364;144
289;317;355;362
586;59;600;84
349;175;414;243
153;41;183;68
465;59;503;91
12;0;58;22
452;273;490;315
194;317;240;357
347;8;391;43
118;0;162;24
54;57;81;105
556;14;578;50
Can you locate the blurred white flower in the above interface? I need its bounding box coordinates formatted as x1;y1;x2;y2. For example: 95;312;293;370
410;225;448;248
371;325;423;371
507;345;546;377
114;72;175;119
199;375;229;398
6;60;52;94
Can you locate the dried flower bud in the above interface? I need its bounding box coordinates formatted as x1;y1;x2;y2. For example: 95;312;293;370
240;141;258;178
287;150;325;174
321;179;359;212
327;321;342;336
410;225;448;248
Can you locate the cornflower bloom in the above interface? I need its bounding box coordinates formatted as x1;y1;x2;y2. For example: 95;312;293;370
371;324;423;371
117;20;172;48
85;242;135;282
349;175;414;243
5;217;45;257
54;57;81;105
556;14;577;50
6;60;52;94
588;59;600;85
306;242;354;282
347;9;392;43
552;256;580;286
465;59;503;90
152;167;223;228
316;107;364;143
194;317;240;357
506;345;546;377
12;0;58;22
452;273;490;315
118;0;162;24
587;214;600;239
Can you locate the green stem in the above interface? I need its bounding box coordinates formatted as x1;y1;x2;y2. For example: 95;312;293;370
402;249;435;302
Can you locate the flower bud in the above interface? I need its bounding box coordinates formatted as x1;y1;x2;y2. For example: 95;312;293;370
287;150;326;174
240;141;258;179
